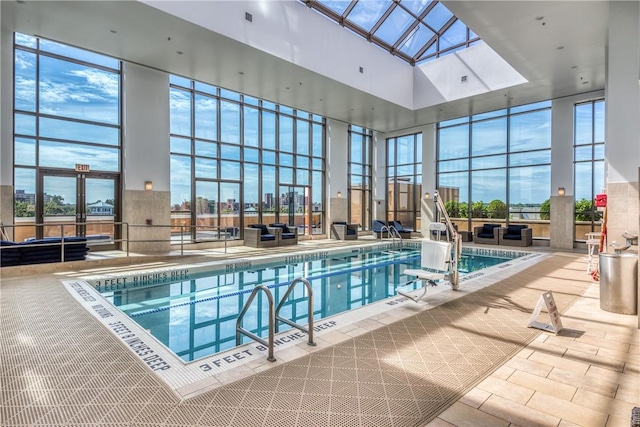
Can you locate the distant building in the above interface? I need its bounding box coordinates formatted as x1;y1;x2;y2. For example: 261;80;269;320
87;201;114;215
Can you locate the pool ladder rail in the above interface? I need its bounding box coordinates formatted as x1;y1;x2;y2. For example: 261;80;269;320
379;225;403;242
236;277;316;362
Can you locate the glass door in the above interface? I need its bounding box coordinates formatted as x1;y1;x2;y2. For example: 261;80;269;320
85;176;117;248
41;174;79;239
279;185;311;235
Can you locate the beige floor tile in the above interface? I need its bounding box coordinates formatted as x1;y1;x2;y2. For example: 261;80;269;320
586;365;640;389
547;367;618;398
439;402;510;427
572;388;638;420
577;334;630;352
507;369;576;401
558;420;581;427
492;365;516;380
564;348;626;372
615;384;640;405
545;335;599;354
478;394;560;427
424;416;456;427
528;351;590;376
527;391;608;427
477;376;534;405
459;387;491;409
505;356;553;378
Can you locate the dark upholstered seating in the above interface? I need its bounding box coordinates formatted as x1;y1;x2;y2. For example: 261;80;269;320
269;223;298;246
473;224;501;245
388;220;412;238
372;220;388;239
245;224;278;248
1;237;89;267
331;221;358;240
499;224;533;247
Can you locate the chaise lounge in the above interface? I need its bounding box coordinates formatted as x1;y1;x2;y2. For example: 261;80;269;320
1;237;89;267
388;220;412;239
331;221;358;240
499;224;532;247
244;224;278;248
473;223;501;245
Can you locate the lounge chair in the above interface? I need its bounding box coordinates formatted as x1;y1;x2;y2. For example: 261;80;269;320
269;223;298;246
388;220;412;239
473;223;501;245
331;221;358;240
499;224;532;247
244;224;278;248
372;220;389;239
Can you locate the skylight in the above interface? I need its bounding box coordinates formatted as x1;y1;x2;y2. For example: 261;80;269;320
299;0;481;65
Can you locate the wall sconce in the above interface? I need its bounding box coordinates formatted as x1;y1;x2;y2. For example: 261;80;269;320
424;192;430;199
337;191;342;198
557;187;565;196
144;181;153;191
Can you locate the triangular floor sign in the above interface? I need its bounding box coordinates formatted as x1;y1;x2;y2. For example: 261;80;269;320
528;290;563;334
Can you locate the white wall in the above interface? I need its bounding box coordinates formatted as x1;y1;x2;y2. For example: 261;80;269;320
123;63;170;191
0;10;13;186
142;0;414;109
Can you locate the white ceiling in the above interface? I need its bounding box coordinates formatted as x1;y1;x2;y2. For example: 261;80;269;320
2;0;609;133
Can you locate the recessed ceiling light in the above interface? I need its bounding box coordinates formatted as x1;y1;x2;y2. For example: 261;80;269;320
110;29;117;34
571;65;578;69
286;87;290;90
535;16;544;20
176;51;183;55
582;81;589;84
238;71;244;75
557;46;564;50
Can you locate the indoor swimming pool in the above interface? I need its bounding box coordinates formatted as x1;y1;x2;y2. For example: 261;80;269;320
97;244;521;362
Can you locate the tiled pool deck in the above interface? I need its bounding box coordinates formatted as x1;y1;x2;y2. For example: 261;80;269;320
1;238;638;426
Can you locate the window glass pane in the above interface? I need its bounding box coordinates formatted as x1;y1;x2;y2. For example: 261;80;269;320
472;155;506;170
317;0;351;15
509;109;551;152
312;123;323;157
40;117;119;145
438;158;467;173
280;153;294;167
509;165;550;206
170;88;191;136
438;124;468;159
425;2;453;31
471;169;506;217
297;155;310;169
170;75;191;88
399;24;435;58
510;150;550;166
396;165;414;176
14;168;36;219
439;20;466;50
374;6;413;45
351;136;363;163
280;167;293;184
194;81;216;95
279;116;294;152
510;100;551;114
312;171;323;210
220;101;240;144
195;140;217;158
594;101;605;143
39;56;119;124
262;111;276;149
396;136;414;163
14;137;36;166
347;0;391;31
171;137;191;155
220;161;240;180
14;49;36;112
296;169;309;186
296;120;310;155
574;103;593;145
263;150;276;165
593;160;605;195
244;106;259;147
15;33;37;48
279;105;293;115
472;118;507;156
194;94;217;140
39;39;119;69
262;100;276;111
39;140;118;171
574;146;592;162
15;113;36;136
313;158;323;170
244;163;259;212
220;144;240;161
195;157;217;179
243;95;259;106
262;165;277;214
219;89;240;101
440;117;468;127
472;109;507;121
244;147;259;163
574;162;593;201
171;155;192;212
593;144;604;160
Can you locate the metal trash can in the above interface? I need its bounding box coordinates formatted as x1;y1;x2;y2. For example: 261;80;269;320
599;251;638;315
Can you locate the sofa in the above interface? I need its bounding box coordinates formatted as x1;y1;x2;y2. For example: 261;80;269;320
244;224;278;248
268;223;298;246
499;224;533;247
473;224;501;245
331;221;358;240
1;237;89;267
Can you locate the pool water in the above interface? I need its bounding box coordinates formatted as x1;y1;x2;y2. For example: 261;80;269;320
101;248;514;362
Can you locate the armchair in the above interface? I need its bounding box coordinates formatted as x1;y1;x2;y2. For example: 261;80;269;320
499;225;532;247
244;224;278;248
331;221;358;240
269;223;298;246
473;223;501;245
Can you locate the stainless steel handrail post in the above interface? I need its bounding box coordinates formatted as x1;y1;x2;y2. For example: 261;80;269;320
236;285;276;362
274;277;316;346
433;190;460;290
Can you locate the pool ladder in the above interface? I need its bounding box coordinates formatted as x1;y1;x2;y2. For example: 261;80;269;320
236;277;316;362
379;225;402;243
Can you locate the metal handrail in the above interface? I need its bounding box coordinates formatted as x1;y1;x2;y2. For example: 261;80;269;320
433;191;461;290
236;285;276;362
274;277;316;346
387;225;403;241
378;225;396;242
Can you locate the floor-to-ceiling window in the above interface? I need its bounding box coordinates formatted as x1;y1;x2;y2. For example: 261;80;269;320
13;33;121;245
574;99;605;240
387;133;422;231
348;126;372;231
437;101;551;238
169;76;325;242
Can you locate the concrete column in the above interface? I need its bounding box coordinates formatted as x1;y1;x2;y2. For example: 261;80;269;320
373;130;386;222
122;63;171;253
421;124;437;237
605;1;640;251
0;12;15;237
326;119;348;228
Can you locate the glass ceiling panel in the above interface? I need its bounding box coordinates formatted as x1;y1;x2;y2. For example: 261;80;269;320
347;0;392;32
303;0;480;65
